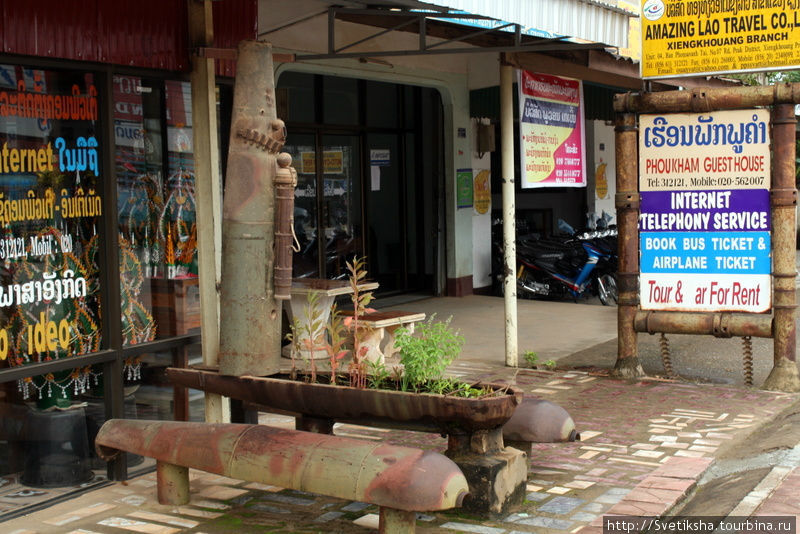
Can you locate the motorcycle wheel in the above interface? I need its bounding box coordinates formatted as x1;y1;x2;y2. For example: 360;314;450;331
597;274;618;306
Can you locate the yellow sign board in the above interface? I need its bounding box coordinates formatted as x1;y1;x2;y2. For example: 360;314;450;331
473;169;491;214
641;0;800;79
300;150;344;174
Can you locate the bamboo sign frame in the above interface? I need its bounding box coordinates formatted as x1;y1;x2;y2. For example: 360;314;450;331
612;84;800;392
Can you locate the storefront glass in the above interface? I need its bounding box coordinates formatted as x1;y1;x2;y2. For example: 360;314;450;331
322;134;361;280
114;77;199;343
0;65;107;500
112;76;203;437
0;68;204;520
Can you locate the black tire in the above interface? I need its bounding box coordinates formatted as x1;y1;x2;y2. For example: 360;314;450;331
597;274;618;306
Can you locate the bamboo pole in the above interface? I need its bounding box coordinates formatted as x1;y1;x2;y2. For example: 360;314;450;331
763;103;800;392
188;0;228;420
500;58;518;368
613;113;643;378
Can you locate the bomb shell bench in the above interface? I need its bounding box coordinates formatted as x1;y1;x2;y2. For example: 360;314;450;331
502;398;579;468
343;310;426;363
95;419;469;534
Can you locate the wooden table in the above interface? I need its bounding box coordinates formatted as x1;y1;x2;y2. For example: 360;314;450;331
284;278;379;360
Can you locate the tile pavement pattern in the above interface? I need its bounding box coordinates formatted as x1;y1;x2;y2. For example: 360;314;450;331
3;364;798;533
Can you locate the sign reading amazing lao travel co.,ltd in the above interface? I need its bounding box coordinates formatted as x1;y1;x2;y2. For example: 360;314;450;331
641;0;800;79
639;109;771;313
518;71;586;189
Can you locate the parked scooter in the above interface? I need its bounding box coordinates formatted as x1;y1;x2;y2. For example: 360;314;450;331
494;217;618;305
580;212;618;306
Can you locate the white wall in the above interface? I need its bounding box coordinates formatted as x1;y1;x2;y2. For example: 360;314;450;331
589;120;617;225
472;118;493;290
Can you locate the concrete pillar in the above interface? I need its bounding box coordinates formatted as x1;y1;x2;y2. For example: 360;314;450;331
500;56;518;368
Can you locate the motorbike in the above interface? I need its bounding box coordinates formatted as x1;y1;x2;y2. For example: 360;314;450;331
494;217;618;305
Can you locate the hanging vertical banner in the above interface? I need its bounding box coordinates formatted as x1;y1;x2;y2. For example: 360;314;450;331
518;71;586;189
457;168;473;209
639;109;772;313
473;169;491;214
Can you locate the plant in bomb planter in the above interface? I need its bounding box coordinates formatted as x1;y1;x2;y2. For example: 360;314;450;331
168;256;522;416
285;291;349;385
395;315;462;392
165;256;526;513
287;257;503;397
344;256;374;389
393;315;491;397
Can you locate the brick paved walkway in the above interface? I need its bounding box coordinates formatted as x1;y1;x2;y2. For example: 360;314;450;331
752;467;800;518
4;362;797;534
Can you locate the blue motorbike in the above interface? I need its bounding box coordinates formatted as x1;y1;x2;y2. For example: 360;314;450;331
513;219;618;305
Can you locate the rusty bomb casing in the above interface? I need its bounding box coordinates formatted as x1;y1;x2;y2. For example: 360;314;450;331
219;40;286;377
502;398;579;443
95;419;469;512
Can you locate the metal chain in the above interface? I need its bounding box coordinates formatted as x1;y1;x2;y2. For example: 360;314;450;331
659;332;676;378
742;336;753;387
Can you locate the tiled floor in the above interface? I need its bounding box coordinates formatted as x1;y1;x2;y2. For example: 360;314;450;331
3;362;797;533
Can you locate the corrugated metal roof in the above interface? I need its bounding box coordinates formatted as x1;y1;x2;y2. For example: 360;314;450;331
1;1;256;74
424;0;634;49
4;0;100;61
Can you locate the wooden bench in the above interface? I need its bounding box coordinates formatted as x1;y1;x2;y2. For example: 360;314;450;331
344;310;426;364
95;419;469;534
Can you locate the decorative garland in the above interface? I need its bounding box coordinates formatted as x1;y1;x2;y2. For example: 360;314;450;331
9;228;154;402
158;169;197;278
123;173;164;277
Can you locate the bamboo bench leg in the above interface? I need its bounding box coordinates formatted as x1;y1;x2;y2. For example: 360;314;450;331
379;507;416;534
157;461;190;505
383;323;418;360
360;327;386;364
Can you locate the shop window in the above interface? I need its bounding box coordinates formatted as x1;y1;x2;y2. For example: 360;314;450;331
323;76;358;125
114;76;199;344
113;77;203;433
277;71;316;124
0;65;106;492
279;73;440;295
366;80;398;128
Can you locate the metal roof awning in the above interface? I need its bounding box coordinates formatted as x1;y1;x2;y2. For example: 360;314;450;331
427;0;634;49
283;0;636;62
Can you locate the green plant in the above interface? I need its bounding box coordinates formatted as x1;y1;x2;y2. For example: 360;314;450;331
394;315;464;392
284;317;299;381
325;304;349;384
544;359;557;370
429;376;455;395
428;377;489;398
366;358;390;390
523;350;538;367
346;256;375;389
285;291;328;383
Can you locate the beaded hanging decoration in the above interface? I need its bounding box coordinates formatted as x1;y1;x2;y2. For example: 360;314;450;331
10;227;153;401
158;169;197;279
124;173;164;277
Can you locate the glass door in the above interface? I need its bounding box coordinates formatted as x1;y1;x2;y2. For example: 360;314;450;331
284;133;319;278
321;135;361;279
366;133;403;292
285;133;362;279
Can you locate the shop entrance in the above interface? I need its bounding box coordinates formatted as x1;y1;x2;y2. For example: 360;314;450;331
279;73;443;296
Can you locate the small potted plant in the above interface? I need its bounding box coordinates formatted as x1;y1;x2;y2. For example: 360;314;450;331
168;256;522;432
